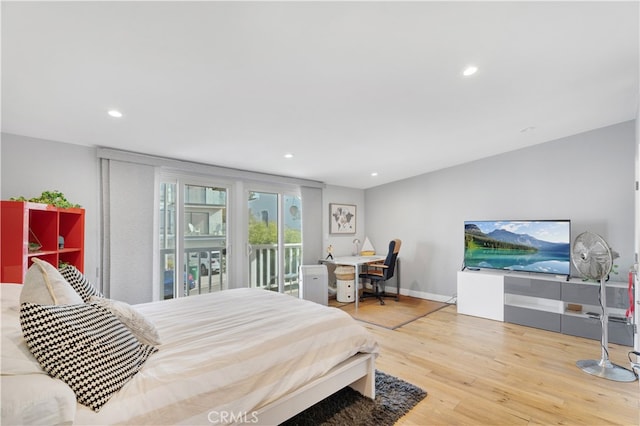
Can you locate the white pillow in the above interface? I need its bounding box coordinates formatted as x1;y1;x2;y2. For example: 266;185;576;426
89;296;161;346
1;374;77;426
1;283;23;308
20;258;83;305
1;285;44;376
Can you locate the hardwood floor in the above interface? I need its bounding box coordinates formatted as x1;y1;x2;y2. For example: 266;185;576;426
330;296;447;329
359;304;639;425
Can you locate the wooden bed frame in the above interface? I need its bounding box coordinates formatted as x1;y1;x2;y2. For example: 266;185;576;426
247;353;376;425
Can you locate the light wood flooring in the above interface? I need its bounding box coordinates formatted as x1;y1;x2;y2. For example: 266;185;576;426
330;295;447;329
359;304;639;425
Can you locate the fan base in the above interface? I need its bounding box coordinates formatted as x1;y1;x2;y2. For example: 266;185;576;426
576;359;637;382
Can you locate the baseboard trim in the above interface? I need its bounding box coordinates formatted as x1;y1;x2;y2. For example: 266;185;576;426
381;285;452;303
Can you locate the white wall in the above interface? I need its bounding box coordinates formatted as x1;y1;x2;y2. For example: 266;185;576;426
1;133;101;289
322;185;366;257
365;121;636;301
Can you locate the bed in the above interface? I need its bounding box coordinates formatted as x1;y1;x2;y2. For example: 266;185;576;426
1;282;379;425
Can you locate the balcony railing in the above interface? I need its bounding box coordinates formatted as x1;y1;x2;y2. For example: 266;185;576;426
160;243;302;298
249;243;302;295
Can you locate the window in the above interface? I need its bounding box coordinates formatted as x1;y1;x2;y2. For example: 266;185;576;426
247;190;302;296
159;180;228;299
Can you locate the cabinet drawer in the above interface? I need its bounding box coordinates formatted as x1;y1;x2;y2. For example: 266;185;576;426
561;314;600;340
562;282;629;309
608;320;634;346
504;305;561;332
562;282;599;305
561;315;633;346
605;287;630;310
504;276;560;299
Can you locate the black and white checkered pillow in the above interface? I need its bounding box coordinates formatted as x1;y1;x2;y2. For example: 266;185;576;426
20;302;157;412
59;264;103;302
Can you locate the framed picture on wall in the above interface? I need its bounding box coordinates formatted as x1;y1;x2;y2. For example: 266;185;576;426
329;203;356;234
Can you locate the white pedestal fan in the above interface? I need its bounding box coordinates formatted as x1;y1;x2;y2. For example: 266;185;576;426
571;231;636;382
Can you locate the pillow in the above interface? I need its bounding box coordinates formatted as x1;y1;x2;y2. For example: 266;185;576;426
1;374;77;426
1;294;45;375
59;263;103;302
89;296;161;346
20;258;83;306
1;283;23;308
20;302;158;412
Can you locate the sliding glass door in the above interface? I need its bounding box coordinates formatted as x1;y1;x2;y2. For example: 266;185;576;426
247;190;302;295
159;179;228;299
159;177;302;298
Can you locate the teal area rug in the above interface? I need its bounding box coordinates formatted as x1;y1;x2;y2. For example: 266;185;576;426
281;370;427;425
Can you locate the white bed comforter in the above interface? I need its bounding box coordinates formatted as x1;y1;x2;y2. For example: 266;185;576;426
71;288;379;425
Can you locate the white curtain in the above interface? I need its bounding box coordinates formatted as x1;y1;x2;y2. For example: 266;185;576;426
100;158;155;304
301;186;323;265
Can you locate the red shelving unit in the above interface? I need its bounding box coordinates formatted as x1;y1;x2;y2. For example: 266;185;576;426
1;201;84;283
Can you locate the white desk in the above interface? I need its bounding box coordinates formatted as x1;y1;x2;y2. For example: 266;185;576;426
322;255;386;310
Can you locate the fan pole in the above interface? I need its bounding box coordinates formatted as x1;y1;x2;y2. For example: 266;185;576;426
576;277;636;382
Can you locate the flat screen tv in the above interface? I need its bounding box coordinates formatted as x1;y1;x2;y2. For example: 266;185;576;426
464;220;571;276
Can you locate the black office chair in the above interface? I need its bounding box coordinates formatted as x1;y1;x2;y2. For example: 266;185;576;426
359;239;401;305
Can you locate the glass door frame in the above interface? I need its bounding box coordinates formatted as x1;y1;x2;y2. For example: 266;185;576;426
156;171;234;299
245;183;302;294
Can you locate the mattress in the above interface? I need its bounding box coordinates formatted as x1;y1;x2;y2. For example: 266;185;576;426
1;284;378;425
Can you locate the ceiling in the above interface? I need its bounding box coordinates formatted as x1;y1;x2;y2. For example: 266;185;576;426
2;1;638;189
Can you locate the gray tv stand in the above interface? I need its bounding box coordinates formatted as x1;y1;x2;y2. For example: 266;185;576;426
457;270;634;346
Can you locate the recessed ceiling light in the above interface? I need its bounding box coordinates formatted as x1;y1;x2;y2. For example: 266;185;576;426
284;153;294;159
370;172;378;177
108;109;123;118
462;66;478;77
